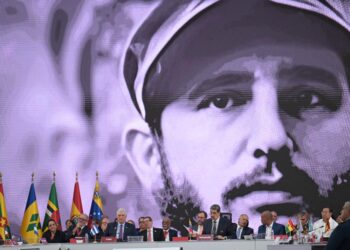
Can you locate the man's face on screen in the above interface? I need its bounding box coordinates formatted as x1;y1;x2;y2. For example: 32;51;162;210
157;43;350;226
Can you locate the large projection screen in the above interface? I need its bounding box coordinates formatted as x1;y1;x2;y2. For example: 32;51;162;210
1;0;350;236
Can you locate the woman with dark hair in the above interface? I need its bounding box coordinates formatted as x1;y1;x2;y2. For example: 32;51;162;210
43;219;68;243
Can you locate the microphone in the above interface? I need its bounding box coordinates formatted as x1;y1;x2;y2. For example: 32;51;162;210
307;225;324;234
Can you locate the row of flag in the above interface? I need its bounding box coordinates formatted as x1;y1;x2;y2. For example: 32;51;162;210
0;172;103;244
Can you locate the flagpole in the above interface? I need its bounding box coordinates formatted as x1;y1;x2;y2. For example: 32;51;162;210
32;172;34;183
96;171;98;181
53;172;56;183
76;172;78;182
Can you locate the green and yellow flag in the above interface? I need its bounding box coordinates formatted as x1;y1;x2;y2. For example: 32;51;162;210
20;179;42;243
0;173;11;240
42;180;61;232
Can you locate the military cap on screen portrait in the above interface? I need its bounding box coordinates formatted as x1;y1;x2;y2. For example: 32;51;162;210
121;0;350;118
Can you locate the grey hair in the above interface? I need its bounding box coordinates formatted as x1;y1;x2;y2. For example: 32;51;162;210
116;208;127;215
343;201;350;211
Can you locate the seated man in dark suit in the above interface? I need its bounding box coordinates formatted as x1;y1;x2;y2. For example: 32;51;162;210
326;201;350;250
106;208;137;241
98;216;109;237
258;210;286;239
192;211;207;237
162;217;178;241
141;216;164;242
137;217;147;235
202;204;236;239
236;214;254;239
67;213;90;239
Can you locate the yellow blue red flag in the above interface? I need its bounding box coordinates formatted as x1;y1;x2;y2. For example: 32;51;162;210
88;178;103;227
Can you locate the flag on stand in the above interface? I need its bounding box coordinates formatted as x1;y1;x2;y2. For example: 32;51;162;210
285;219;296;234
183;218;194;234
42;173;62;232
90;224;99;236
88;172;103;227
70;173;83;219
0;173;11;240
20;175;42;244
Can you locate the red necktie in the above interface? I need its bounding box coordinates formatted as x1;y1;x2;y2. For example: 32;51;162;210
325;220;330;232
164;230;168;240
76;228;81;236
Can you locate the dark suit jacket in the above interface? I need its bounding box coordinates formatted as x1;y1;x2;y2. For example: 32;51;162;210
326;219;350;250
43;230;68;243
163;228;178;241
106;221;137;241
258;222;286;236
203;217;236;239
67;225;90;239
141;228;165;242
239;226;254;239
93;226;108;242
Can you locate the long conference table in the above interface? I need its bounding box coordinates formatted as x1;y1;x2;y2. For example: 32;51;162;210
0;240;326;250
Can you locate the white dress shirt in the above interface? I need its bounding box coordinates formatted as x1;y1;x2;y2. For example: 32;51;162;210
236;226;243;239
147;228;154;242
265;222;274;240
163;229;170;242
197;225;203;235
313;218;338;240
116;223;125;239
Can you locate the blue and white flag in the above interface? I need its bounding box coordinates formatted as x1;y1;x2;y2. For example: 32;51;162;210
90;225;99;236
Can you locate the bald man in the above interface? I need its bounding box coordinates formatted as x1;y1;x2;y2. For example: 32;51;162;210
258;211;286;239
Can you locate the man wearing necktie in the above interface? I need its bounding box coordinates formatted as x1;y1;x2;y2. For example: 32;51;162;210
236;214;254;239
190;211;207;238
313;207;338;241
162;217;178;241
67;214;90;240
106;208;137;241
141;216;164;242
203;204;236;239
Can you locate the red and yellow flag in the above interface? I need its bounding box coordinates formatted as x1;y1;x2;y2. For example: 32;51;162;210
70;173;83;219
285;219;296;234
0;173;11;240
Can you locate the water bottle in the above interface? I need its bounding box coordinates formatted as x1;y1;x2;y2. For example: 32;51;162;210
85;233;89;243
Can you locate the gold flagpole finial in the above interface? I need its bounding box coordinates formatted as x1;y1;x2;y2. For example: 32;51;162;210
31;172;35;182
96;171;99;181
53;171;56;182
75;172;78;182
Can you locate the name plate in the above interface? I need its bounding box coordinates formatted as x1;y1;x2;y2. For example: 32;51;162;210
172;237;189;241
197;234;214;241
101;236;117;242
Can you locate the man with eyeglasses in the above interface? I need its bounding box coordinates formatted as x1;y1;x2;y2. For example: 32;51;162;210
192;211;207;237
106;208;137;241
68;214;90;239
